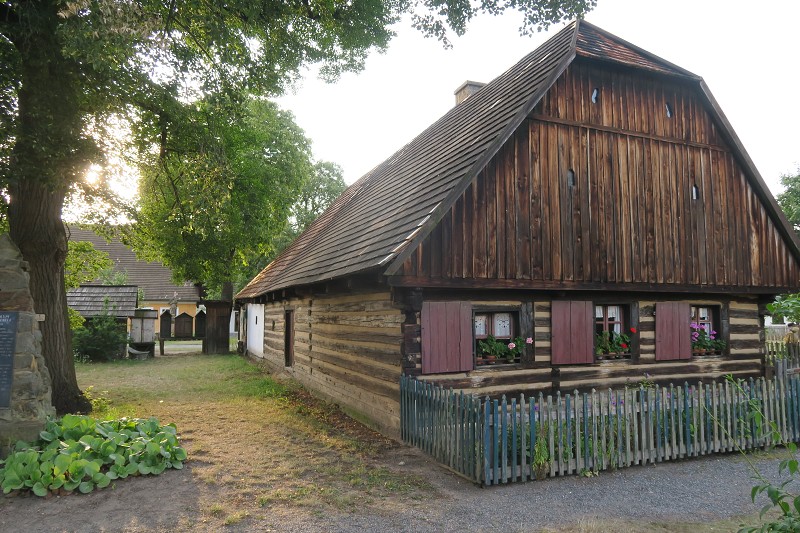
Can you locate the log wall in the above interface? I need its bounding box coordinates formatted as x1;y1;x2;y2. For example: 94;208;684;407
249;291;405;436
396;60;800;291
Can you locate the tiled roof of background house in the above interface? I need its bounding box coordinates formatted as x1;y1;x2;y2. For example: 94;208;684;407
67;226;200;303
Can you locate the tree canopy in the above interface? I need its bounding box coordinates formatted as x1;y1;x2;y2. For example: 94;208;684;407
64;241;113;291
230;160;348;294
0;0;596;413
777;167;800;238
135;97;314;300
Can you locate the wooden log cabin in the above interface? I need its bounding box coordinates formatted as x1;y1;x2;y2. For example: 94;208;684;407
235;20;800;437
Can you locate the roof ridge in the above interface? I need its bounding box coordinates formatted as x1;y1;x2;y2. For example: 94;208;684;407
575;20;699;79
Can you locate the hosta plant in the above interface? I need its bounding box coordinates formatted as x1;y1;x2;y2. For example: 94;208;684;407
0;415;186;497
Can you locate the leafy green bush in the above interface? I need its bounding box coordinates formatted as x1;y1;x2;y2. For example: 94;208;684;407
72;311;128;362
67;307;85;331
0;415;186;497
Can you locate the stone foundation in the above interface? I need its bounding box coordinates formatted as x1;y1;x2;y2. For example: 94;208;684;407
0;234;54;457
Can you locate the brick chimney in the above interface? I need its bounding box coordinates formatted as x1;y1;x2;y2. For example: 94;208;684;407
454;80;485;104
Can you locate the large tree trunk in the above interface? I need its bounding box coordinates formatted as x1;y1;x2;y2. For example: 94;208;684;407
7;3;91;414
8;182;89;414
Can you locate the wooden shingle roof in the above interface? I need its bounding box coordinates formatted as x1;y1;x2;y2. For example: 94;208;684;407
67;285;138;318
238;22;578;299
237;20;800;300
68;226;200;303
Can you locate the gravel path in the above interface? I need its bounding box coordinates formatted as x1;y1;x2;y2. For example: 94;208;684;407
268;449;792;533
1;445;794;532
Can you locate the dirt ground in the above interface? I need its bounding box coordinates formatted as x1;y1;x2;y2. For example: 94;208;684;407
0;354;788;532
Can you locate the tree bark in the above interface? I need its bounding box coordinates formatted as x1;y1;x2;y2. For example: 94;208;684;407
7;3;91;414
9;182;89;414
221;281;234;303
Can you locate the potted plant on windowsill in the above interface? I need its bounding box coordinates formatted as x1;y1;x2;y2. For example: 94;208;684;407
710;337;727;355
610;330;632;358
595;328;636;360
595;331;611;360
691;323;721;355
503;336;532;364
478;335;506;365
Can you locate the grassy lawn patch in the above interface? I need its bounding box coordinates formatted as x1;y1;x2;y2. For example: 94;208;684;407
75;354;434;529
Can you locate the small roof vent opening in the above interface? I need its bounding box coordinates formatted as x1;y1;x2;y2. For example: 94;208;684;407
666;102;673;118
566;168;576;187
454;80;486;105
692;184;700;200
591;87;600;104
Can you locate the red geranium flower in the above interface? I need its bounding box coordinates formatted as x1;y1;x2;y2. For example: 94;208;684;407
630;327;637;334
621;343;628;349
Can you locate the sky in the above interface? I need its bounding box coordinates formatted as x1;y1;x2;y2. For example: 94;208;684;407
275;0;800;195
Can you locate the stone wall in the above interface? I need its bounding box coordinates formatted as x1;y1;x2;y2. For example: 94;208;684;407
0;234;54;457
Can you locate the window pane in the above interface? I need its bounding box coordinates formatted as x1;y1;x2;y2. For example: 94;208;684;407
698;307;710;321
607;305;621;322
493;313;512;338
595;305;604;319
474;314;488;337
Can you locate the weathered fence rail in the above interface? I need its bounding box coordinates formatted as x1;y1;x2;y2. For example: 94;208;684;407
400;354;800;486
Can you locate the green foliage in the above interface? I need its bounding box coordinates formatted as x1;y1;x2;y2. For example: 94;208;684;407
72;309;128;362
478;335;508;357
777;167;800;238
134;97;313;295
595;328;634;355
531;428;550;479
231;161;347;295
0;414;186;497
595;331;611;354
477;335;528;363
707;376;800;532
97;267;129;286
68;307;86;332
287;162;348;237
768;294;800;324
64;240;113;290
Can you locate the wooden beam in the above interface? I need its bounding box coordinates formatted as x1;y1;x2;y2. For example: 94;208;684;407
387;276;791;295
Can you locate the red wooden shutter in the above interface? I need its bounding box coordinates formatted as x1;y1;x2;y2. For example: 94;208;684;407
421;301;473;374
551;301;570;365
655;302;691;361
551;301;594;365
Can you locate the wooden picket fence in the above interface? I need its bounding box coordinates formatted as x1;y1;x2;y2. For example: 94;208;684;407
766;341;800;367
400;369;800;486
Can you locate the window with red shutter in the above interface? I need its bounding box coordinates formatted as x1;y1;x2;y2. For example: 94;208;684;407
474;310;523;366
655;302;691;361
551;301;594;365
594;304;636;360
690;305;724;355
421;301;473;374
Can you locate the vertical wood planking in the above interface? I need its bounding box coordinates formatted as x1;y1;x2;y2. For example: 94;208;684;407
400;60;800;290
